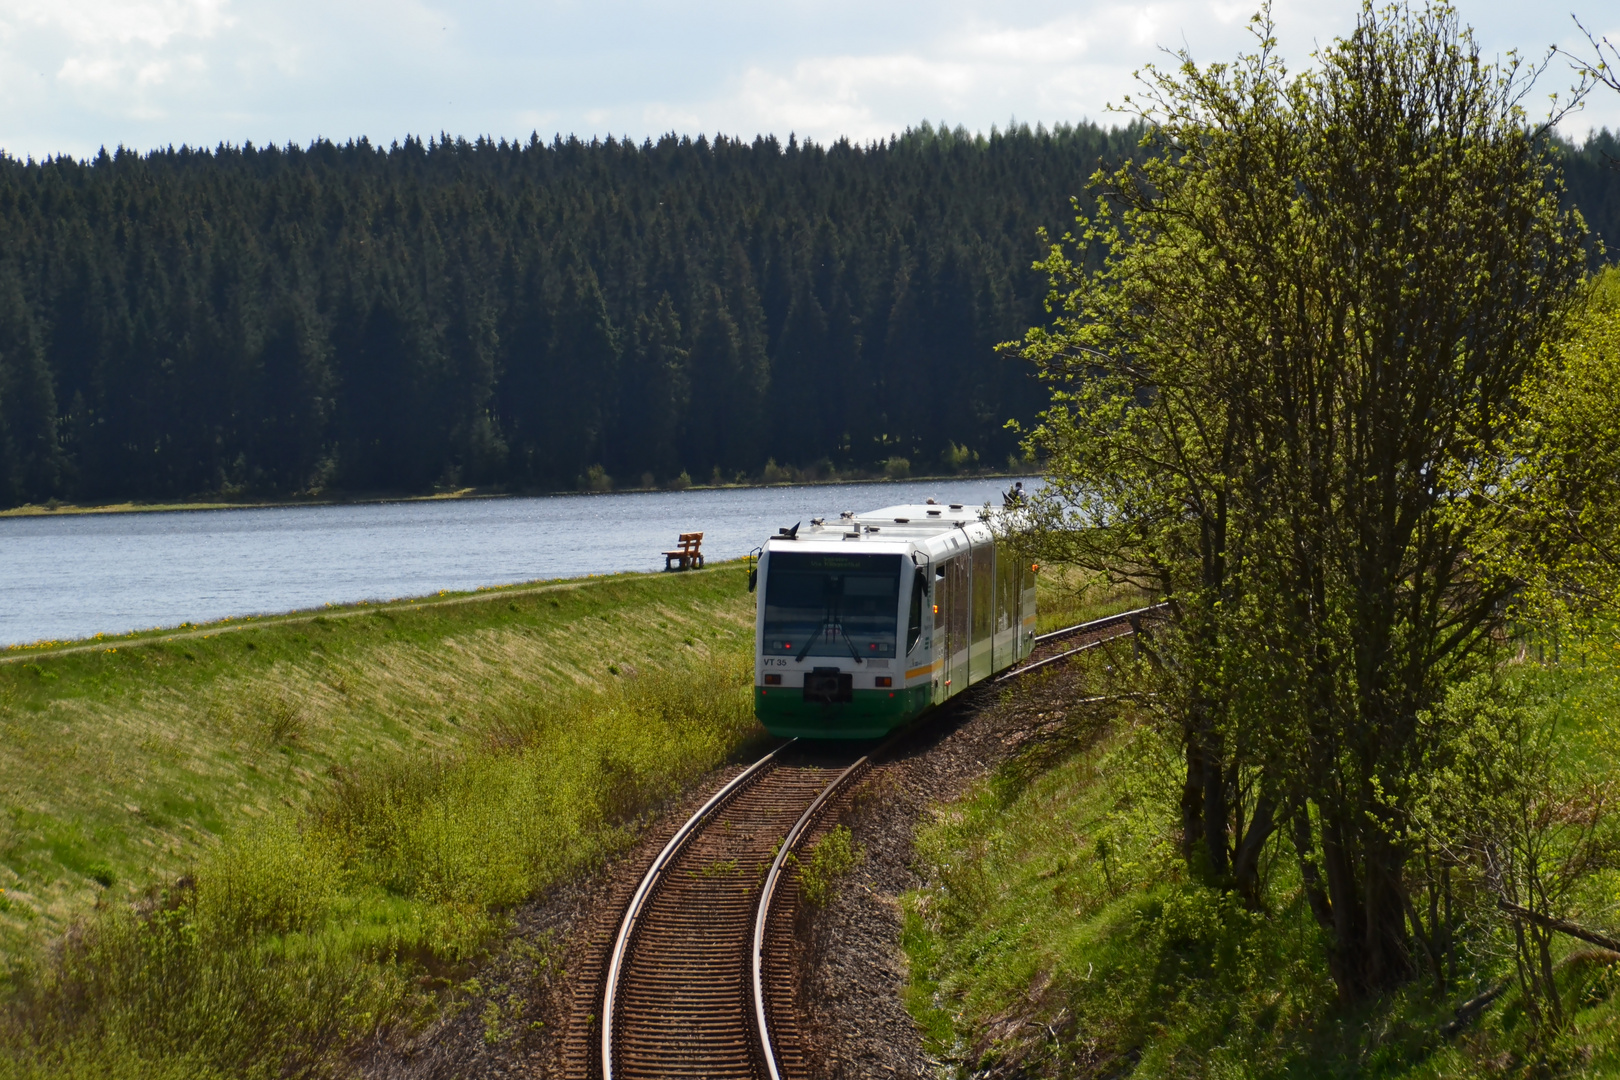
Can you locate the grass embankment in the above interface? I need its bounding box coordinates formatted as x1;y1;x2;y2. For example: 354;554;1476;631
1032;566;1152;636
0;566;763;1078
903;650;1620;1078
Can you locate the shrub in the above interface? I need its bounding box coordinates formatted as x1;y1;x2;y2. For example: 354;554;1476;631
797;825;863;908
2;898;409;1080
255;691;308;747
194;820;342;938
940;443;977;473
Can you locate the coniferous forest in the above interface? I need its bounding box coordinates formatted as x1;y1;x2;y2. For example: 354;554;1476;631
0;122;1616;507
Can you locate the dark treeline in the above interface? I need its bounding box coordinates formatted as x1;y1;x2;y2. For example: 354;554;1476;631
0;122;1615;507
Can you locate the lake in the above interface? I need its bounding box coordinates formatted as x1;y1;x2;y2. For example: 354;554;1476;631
0;477;1039;647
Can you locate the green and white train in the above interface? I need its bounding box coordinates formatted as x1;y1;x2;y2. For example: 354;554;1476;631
753;501;1036;739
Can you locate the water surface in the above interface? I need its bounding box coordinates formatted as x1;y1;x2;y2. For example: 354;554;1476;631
0;477;1038;647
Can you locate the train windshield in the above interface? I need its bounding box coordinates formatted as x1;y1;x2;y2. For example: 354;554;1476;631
762;552;901;660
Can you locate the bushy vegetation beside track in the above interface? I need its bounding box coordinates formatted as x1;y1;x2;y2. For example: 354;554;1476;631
948;4;1620;1075
903;647;1620;1078
0;565;762;1078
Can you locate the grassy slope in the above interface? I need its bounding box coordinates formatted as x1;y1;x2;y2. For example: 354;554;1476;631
0;566;755;957
0;557;1119;961
1033;566;1153;635
903;654;1620;1079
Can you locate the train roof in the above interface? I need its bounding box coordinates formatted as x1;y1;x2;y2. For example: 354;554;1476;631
762;501;1009;559
858;502;991;525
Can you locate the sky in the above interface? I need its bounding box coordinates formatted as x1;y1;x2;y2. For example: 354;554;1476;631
0;0;1617;161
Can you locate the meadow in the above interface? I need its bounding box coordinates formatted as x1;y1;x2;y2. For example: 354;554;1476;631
0;565;764;1077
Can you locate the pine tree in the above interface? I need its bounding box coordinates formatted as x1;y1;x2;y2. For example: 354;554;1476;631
0;120;1607;504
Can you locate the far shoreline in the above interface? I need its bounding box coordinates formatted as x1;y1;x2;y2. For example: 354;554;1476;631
0;470;1038;520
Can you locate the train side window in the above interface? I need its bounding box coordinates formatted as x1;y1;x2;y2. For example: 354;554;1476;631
996;547;1017;632
971;544;994;643
907;568;926;652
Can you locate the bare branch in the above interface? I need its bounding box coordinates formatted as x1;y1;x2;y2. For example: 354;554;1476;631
1498;898;1620;954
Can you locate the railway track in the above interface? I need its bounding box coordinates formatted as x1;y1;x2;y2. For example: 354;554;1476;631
560;604;1164;1080
1002;602;1168;681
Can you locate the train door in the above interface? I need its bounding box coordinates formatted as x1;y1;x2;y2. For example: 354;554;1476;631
932;560;949;704
970;541;994;683
993;544;1018;671
904;563;928;708
905;564;928;664
947;555;970;696
1021;560;1038;659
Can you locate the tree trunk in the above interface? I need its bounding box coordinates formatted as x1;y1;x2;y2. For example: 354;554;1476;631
1232;795;1275;906
1360;834;1415;992
1203;730;1231;879
1319;815;1365;999
1181;720;1207;868
1315;809;1413;998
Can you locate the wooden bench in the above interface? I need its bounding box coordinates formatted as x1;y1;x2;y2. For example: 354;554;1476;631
663;532;705;571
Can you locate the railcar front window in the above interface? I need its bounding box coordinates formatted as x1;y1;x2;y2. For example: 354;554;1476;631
763;552;901;659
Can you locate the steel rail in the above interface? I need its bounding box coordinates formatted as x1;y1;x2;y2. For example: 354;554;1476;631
994;603;1166;683
600;739;795;1080
1031;602;1169;646
995;638;1112;682
749;753;872;1080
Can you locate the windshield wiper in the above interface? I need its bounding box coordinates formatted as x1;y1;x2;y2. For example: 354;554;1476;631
837;619;864;664
795;618;864;663
795;590;864;664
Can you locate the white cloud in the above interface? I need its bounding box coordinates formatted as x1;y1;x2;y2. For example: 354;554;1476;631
955;16;1091;64
0;0;230;125
0;0;1615;157
10;0;231;48
663;3;1285;144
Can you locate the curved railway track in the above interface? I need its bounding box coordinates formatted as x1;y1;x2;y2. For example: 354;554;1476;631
1002;601;1168;681
561;604;1165;1080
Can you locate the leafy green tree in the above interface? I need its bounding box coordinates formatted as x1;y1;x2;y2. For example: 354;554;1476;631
1468;269;1620;621
1019;2;1588;998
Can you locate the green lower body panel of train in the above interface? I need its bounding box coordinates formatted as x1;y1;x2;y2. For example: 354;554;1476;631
755;684;933;739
